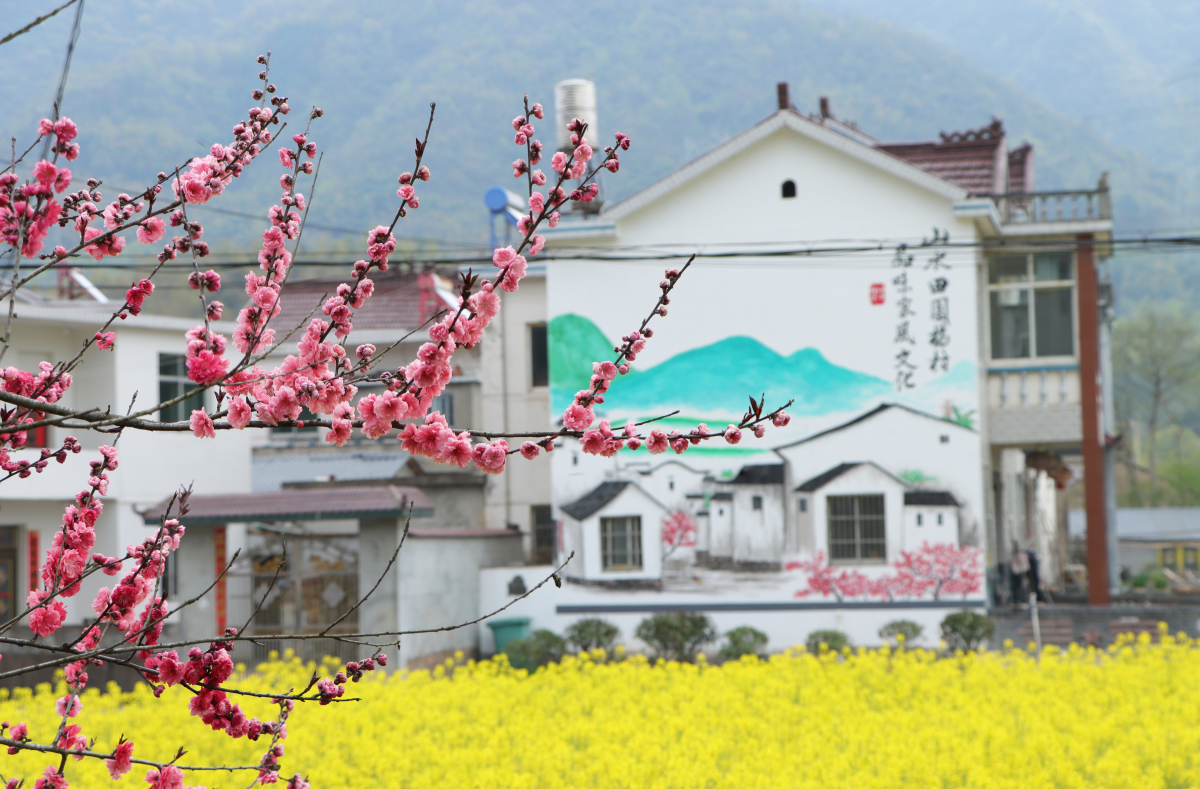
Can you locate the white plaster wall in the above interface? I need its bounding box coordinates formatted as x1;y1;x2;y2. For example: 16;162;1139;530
809;464;907;564
478;567;983;655
572;485;664;582
731;484;785;564
777;406;984;551
902;505;960;553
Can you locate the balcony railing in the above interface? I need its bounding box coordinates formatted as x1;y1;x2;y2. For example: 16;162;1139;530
993;176;1111;225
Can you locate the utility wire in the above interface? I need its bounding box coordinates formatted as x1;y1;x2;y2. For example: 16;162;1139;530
38;0;85;161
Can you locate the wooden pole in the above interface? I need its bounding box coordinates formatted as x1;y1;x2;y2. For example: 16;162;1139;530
1077;234;1110;605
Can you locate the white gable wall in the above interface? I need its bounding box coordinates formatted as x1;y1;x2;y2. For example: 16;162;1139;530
562;484;665;582
809;464;908;564
777;407;983;549
904;505;961;553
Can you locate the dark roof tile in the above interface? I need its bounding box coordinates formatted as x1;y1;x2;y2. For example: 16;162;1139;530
796;463;862;492
731;464;785;485
561;481;631;521
904;491;959;506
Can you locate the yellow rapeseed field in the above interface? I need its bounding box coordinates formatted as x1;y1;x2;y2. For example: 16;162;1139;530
1;627;1196;788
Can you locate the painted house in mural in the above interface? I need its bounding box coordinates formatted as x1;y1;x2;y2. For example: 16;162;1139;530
476;79;1114;649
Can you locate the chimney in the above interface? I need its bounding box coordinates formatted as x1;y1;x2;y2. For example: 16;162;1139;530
777;82;790;111
819;96;831;119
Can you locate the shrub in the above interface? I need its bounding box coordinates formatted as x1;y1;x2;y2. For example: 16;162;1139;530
504;629;566;670
565;618;621;653
719;626;769;662
940;610;996;651
806;629;850;654
879;619;924;647
635;612;717;662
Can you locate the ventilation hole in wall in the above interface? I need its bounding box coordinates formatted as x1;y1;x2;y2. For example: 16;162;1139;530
781;179;797;198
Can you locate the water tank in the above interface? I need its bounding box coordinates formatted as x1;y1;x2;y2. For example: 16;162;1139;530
554;79;599;153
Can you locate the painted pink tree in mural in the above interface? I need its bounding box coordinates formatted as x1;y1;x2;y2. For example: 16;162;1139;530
0;52;795;789
661;510;698;559
787;543;983;602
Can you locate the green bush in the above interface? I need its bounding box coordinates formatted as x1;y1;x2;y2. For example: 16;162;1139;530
879;619;924;647
940;610;995;652
1130;570;1150;589
503;629;566;670
718;626;769;662
1152;569;1170;590
635;612;717;663
564;618;621;653
806;629;850;654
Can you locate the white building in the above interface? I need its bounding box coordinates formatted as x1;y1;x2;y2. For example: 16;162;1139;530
473;80;1115;652
0;290;252;636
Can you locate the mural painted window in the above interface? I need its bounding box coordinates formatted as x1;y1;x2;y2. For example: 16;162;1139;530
988;252;1075;360
827;494;885;563
531;505;555;565
0;527;16;620
600;516;642;571
158;354;205;423
529;324;549;387
752;495;763;511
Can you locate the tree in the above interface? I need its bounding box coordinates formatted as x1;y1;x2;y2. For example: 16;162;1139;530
940;610;995;652
635;612;717;663
787;544;982;602
564;618;621;653
660;510;697;560
0;56;794;789
718;626;768;661
878;619;923;647
1113;301;1200;502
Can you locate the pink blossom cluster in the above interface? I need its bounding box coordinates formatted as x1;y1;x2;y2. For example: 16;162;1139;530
36;117;80;160
0;361;73;461
36;445;117;608
0;164;66;259
787;545;983;602
317;653;386;704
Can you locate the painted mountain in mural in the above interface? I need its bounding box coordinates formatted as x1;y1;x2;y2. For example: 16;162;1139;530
549;314;892;420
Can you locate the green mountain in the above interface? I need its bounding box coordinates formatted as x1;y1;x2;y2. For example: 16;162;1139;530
549;314;890;419
3;0;1188;309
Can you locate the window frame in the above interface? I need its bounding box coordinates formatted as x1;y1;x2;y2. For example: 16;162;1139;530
986;250;1078;365
826;494;886;565
529;323;549;388
0;526;18;622
600;515;643;571
531;505;555;565
158;353;205;423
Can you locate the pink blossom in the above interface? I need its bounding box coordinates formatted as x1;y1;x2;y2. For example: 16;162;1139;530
106;740;134;779
55;694;82;718
493;246;516;267
529;235;546;255
562;403;593;431
531;169;547;186
551;151;568;174
520;442;539;460
723;425;742;444
145;764;184;789
772;411;791;427
190;410;215;438
136;217;166;244
580;429;605;455
626;438;643;450
27;591;66;636
548;212;561;228
754;424;766;438
593;361;618;381
529;192;545;214
186;349;228;385
671;438;689;454
94;332;115;350
227;396;252;429
646;429;669;454
574;143;593;163
33;766;67;789
498;255;527;293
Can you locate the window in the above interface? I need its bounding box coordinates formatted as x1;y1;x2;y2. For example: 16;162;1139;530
798;497;807;513
781;180;796;198
752;495;763;511
530;324;548;387
1162;547;1179;570
160;552;178;599
988;252;1075;360
431;393;454;427
827;494;885;563
600;516;642;571
937;513;944;526
0;527;16;620
159;354;204;423
531;505;555;565
916;513;923;526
